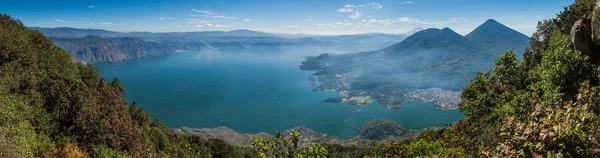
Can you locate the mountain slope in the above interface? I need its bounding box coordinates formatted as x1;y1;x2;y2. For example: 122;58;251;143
381;28;480;55
300;20;529;110
465;19;530;57
0;14;249;157
403;27;425;35
49;35;195;62
29;26;123;37
33;27;408;62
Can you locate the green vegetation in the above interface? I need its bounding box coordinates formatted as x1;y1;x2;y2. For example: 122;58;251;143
358;119;405;140
0;13;330;157
0;14;252;157
366;0;600;157
252;130;328;158
2;0;600;157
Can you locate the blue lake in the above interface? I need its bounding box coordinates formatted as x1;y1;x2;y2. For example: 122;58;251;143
95;49;465;139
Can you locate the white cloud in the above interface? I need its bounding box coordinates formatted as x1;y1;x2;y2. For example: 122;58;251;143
349;12;362;19
286;25;300;28
185;18;211;24
336;3;381;19
54;19;65;22
88;5;95;8
100;22;112;26
196;23;227;28
334;22;351;26
159;17;174;20
305;18;314;21
361;3;383;9
187;18;228;28
242;18;251;22
336;5;357;13
191;9;236;20
398;1;414;5
191;9;217;16
317;23;340;29
213;15;236;20
397;17;467;25
378;19;393;25
316;22;353;29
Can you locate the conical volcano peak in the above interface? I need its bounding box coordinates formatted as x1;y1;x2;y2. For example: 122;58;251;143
466;19;519;37
483;19;500;25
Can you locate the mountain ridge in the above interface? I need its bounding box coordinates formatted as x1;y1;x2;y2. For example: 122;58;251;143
299;19;530;110
33;27;408;62
465;19;530;57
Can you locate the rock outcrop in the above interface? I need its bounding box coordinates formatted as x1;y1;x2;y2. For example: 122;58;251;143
571;19;593;56
592;0;600;45
570;1;600;63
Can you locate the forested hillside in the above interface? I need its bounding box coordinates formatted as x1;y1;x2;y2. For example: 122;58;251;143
368;0;600;156
0;14;250;157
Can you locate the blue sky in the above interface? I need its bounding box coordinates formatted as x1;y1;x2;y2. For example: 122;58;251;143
1;0;573;35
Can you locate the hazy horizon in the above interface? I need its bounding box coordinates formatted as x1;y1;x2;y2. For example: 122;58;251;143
2;0;573;36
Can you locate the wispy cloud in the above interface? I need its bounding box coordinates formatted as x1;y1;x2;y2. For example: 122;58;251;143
196;23;228;28
349;12;362;19
185;18;228;28
191;9;217;16
305;18;314;21
398;1;414;5
242;18;251;22
185;18;211;24
336;5;357;13
397;17;467;25
316;22;352;29
213;15;236;20
191;9;236;20
90;22;112;26
317;23;340;29
159;17;174;20
54;19;65;22
286;25;300;28
88;5;95;8
334;22;351;26
336;3;382;19
359;19;395;27
361;3;383;9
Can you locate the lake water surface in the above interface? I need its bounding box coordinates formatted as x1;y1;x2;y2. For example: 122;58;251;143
95;49;465;139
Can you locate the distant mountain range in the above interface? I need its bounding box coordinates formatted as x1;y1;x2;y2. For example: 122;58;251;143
31;27;409;62
300;19;530;110
48;35;193;62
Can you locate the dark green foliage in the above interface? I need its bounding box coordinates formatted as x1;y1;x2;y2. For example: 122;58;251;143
0;14;248;157
324;144;371;158
357;119;405;140
361;1;600;157
252;130;328;158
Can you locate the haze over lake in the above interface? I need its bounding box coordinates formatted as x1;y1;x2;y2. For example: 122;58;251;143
95;49;465;139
